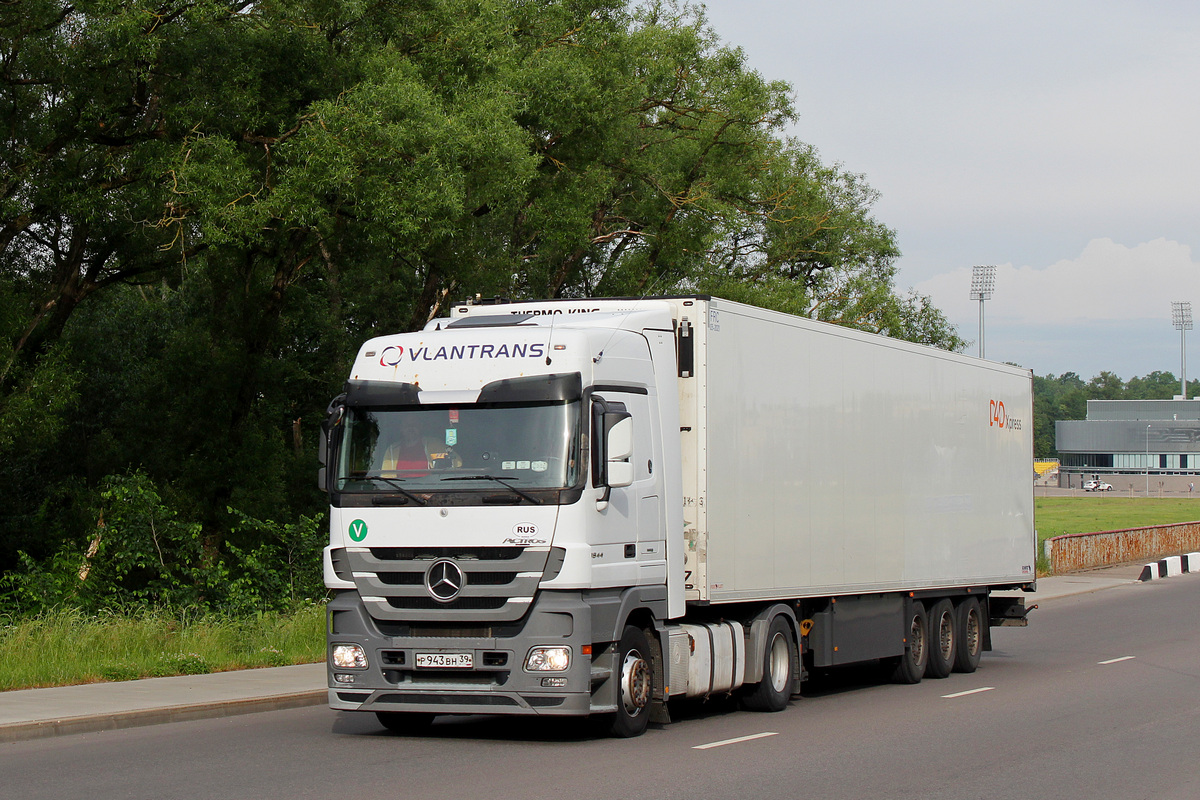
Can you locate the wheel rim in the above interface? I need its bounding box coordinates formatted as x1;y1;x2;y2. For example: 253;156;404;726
767;632;790;693
964;608;981;656
938;611;954;661
910;615;926;665
620;649;651;716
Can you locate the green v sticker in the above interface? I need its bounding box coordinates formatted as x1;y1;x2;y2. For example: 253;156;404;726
348;519;368;542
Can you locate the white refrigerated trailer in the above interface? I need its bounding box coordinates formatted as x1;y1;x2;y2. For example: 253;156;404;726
320;296;1036;736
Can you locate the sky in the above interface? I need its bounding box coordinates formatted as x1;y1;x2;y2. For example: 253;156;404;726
698;1;1200;381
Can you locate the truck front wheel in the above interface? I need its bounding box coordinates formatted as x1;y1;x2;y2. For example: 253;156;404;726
608;625;653;738
743;615;795;712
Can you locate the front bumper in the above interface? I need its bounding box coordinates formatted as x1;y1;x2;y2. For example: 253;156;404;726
326;589;601;717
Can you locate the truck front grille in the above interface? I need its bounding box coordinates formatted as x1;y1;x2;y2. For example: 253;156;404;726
376;571;518;587
369;547;525;561
344;546;550;623
385;596;510;611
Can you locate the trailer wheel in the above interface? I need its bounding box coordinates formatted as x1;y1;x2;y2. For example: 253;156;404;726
890;601;928;684
607;625;653;738
925;598;956;679
743;615;795;712
375;711;434;734
952;597;983;673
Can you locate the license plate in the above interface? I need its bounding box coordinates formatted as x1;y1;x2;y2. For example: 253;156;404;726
415;652;473;669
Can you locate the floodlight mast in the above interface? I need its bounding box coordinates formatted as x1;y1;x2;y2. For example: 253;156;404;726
969;265;996;359
1172;301;1193;400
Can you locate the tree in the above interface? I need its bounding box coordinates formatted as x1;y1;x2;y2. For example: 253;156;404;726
0;0;966;596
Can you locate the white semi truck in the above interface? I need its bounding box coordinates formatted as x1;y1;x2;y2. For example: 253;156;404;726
319;296;1035;737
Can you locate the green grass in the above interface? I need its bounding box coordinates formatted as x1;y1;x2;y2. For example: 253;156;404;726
0;604;325;691
1036;497;1200;542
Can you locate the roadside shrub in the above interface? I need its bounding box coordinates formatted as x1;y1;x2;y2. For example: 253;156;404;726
0;472;327;617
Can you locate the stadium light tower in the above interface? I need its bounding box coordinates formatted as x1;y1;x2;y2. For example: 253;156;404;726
970;265;997;359
1172;301;1192;399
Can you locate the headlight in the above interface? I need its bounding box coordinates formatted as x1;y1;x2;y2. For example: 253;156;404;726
524;646;571;672
331;643;368;669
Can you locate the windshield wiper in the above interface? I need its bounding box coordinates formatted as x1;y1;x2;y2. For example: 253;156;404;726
354;474;427;506
441;474;542;505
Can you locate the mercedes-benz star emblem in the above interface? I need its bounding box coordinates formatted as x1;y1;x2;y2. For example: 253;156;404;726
425;560;465;603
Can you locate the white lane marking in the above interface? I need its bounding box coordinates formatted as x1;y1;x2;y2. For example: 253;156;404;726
1098;656;1136;665
942;687;995;699
693;732;779;750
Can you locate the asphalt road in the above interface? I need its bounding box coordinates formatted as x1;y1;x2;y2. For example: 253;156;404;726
4;576;1200;800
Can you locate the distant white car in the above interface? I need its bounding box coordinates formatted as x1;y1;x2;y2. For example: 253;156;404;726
1083;479;1113;492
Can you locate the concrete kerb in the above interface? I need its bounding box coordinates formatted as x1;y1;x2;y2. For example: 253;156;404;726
0;663;327;744
1138;552;1200;582
0;690;326;744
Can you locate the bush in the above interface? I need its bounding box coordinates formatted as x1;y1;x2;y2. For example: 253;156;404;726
0;471;327;618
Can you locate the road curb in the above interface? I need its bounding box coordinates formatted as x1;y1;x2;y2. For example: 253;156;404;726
0;689;326;744
1138;552;1200;581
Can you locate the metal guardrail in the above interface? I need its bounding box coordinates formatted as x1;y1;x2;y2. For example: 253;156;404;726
1046;521;1200;573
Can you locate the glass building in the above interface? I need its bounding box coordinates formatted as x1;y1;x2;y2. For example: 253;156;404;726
1057;400;1200;484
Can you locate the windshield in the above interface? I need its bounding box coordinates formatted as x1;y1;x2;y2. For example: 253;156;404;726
335;400;582;497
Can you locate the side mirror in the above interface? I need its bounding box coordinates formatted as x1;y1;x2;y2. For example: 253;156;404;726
605;416;634;488
592;398;634;507
319;395;346;493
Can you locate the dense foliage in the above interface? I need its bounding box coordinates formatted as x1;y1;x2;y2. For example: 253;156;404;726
1033;371;1200;458
1;0;962;615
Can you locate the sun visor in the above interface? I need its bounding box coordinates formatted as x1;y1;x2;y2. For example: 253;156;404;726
342;379;421;407
477;373;583;403
445;313;536;328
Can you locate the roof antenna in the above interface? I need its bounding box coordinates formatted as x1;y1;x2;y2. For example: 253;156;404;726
593;272;669;364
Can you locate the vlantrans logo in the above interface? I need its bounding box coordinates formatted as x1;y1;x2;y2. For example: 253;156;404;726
378;342;546;366
989;400;1022;431
380;347;404;366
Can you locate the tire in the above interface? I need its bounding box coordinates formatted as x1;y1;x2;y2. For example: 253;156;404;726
890;600;928;684
607;625;654;738
952;597;984;673
925;598;956;679
375;711;435;734
743;615;796;712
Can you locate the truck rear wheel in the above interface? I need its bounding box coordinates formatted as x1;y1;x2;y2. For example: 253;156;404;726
952;597;983;673
925;598;956;679
608;625;653;738
890;601;928;684
743;615;795;712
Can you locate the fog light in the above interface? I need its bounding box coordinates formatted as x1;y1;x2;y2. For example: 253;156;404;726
331;643;368;669
541;677;568;688
334;673;357;684
524;646;570;672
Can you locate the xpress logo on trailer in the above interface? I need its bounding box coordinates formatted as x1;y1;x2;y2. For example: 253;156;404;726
989;399;1023;430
